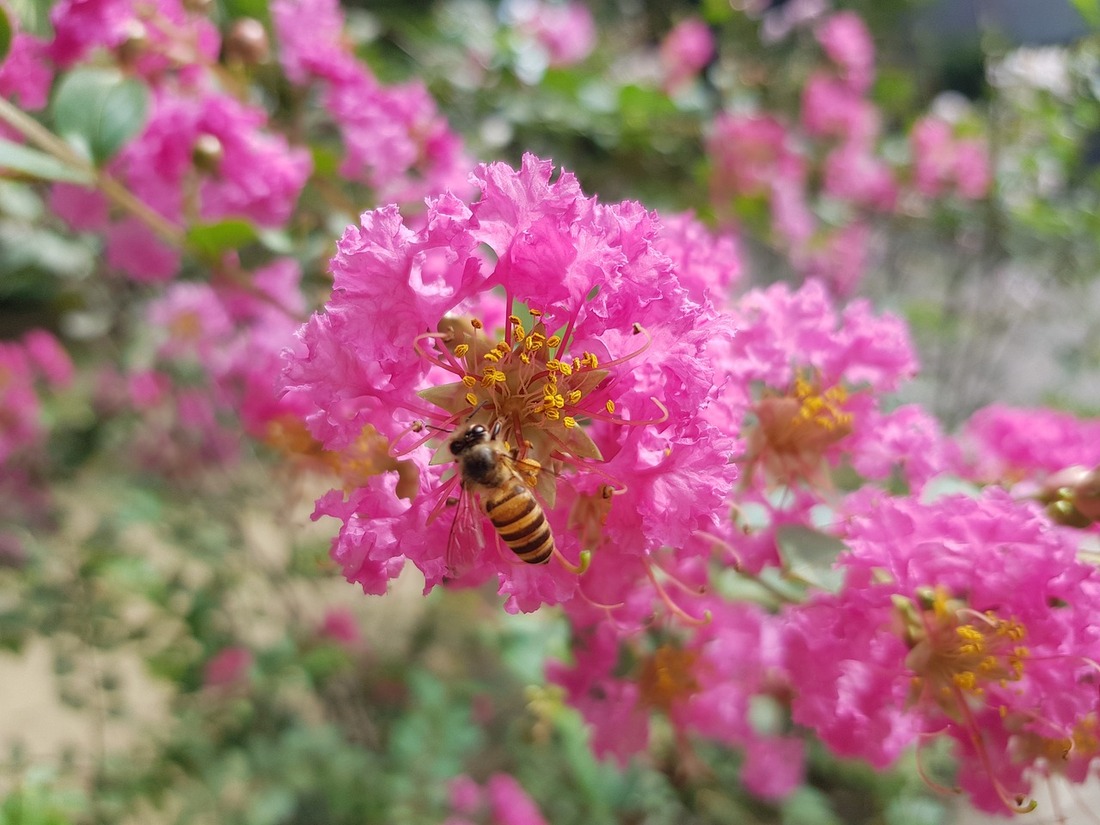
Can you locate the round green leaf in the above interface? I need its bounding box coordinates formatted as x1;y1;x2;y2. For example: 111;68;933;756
51;68;151;165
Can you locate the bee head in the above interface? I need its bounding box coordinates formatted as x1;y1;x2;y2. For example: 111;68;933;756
449;423;489;456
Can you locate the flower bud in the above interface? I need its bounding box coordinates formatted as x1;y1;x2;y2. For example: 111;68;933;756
191;133;224;174
115;20;148;66
224;18;270;67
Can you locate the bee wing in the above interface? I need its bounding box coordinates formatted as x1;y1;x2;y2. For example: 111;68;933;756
503;453;559;509
445;482;485;579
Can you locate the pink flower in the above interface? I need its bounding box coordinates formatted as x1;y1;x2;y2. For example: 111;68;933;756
104;218;181;282
22;331;73;389
485;774;548;825
48;0;220;80
957;404;1100;484
740;737;806;800
272;0;470;205
785;489;1100;811
316;608;362;647
655;212;742;303
282;155;737;612
801;73;878;143
660;18;715;93
822;141;897;211
0;32;53;110
954;137;992;199
802;222;870;296
910;117;991;201
203;646;253;689
815;11;874;93
147;282;234;361
68;88;310;280
271;0;359;85
513;1;596;68
448;775;483;816
847;404;959;491
48;184;110;233
714;278;917;420
707;113;794;199
127;370;170;409
0;342;42;465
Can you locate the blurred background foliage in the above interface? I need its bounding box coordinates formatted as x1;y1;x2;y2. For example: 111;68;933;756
2;0;1100;822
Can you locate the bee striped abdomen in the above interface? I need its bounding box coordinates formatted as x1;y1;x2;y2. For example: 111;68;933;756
484;480;554;564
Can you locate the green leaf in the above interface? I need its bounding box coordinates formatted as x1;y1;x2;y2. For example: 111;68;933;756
51;68;150;165
0;139;94;184
0;6;12;66
775;524;847;593
186;218;259;258
1071;0;1100;27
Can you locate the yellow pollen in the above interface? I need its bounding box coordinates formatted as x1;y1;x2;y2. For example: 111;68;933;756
520;352;531;364
453;344;469;357
544;409;560;421
465;392;479;406
462;375;477;388
514;324;526;340
482;368;507;388
563;416;577;428
582;353;598;369
529;308;543;318
902;589;1030;719
470;319;483;329
639;647;701;713
508;315;522;326
606;400;615;414
483;350;501;362
546;335;562;348
496;341;510;354
567;390;582;404
525;333;545;352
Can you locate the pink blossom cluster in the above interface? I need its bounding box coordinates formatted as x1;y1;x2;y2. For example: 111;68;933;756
446;773;548;825
910;116;992;201
36;0;310;282
0;9;52;114
0;331;73;554
46;0;220;78
51;88;310;281
550;598;805;799
271;0;470;205
707;11;897;294
957;404;1100;485
659;18;715;94
506;0;597;69
120;259;309;473
0;330;73;466
281;154;739;613
785;489;1100;813
707;8;994;294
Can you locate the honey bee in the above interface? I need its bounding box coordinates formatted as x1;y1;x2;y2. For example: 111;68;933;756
446;419;554;575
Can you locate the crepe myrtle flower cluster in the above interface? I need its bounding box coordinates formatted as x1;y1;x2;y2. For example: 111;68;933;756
272;0;469;206
281;155;738;613
784;489;1100;813
117;259;309;475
